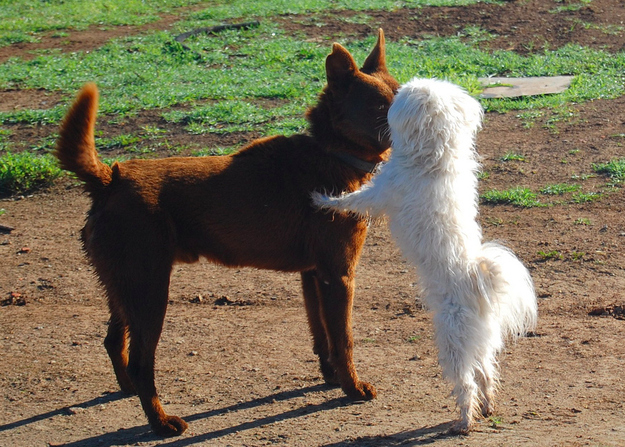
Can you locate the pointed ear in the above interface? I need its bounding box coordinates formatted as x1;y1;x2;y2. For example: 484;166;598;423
361;28;388;73
325;43;359;89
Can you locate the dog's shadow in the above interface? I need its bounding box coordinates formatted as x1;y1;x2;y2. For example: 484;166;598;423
1;384;343;446
1;385;457;446
0;390;127;432
320;423;459;446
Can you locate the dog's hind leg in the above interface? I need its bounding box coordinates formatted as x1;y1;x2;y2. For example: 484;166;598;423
93;221;186;437
431;306;481;434
301;270;339;385
104;309;135;394
474;318;502;418
476;351;498;417
121;269;189;437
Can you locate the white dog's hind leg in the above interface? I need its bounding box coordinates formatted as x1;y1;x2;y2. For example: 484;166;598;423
431;304;482;434
476;346;498;417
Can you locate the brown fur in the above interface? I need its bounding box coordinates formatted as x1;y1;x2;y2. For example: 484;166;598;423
55;30;399;437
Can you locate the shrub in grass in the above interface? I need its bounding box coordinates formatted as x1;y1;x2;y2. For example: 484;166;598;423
0;152;62;195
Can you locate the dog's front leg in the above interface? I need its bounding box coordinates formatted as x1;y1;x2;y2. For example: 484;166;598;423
314;269;376;400
312;183;387;219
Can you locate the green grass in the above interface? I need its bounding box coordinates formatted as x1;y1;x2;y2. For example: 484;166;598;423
481;187;542;207
540;183;581;195
0;0;205;48
1;0;625;196
570;191;602;203
191;146;239;156
482;181;607;207
1;21;624;125
593;158;625;183
499;152;526;162
163;99;307;135
0;151;63;195
537;250;562;260
488;415;504;429
186;0;503;24
0;0;501;49
550;0;592;13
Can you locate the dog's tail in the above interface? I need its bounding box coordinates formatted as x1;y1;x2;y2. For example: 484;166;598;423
475;242;538;340
55;83;112;194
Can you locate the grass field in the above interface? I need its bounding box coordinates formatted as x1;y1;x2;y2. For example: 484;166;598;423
0;0;624;197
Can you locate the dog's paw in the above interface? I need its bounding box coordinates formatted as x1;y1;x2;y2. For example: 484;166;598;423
319;362;340;386
152;415;188;437
448;419;472;436
480;400;495;418
310;191;337;210
345;380;377;401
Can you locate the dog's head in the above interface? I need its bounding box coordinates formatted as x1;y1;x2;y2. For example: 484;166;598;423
388;78;483;166
308;29;399;159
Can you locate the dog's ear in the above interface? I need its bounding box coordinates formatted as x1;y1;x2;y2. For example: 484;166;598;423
361;28;388;74
325;43;359;90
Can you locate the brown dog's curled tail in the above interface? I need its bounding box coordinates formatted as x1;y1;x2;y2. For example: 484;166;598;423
55;83;112;193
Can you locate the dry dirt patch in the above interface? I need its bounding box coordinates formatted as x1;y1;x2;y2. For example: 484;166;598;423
2;1;625;446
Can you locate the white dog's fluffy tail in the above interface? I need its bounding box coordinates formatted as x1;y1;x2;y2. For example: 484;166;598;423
475;242;538;340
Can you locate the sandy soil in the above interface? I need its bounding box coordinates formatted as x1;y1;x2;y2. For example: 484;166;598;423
1;1;625;446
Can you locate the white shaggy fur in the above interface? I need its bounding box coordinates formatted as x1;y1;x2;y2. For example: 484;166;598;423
313;78;538;433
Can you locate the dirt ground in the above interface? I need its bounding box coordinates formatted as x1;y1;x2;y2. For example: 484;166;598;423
2;1;625;446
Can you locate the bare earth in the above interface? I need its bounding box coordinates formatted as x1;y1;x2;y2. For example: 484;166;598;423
2;1;625;446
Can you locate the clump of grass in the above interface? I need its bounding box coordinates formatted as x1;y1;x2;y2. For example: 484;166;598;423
406;335;422;343
538;250;562;260
481;187;542;207
192;146;239;156
571;192;602;203
485;217;504;227
574;217;592;225
593;158;625;184
571;173;595;181
540;183;581;195
477;171;490;180
96;134;142;151
488;415;504;429
550;0;592;13
499;152;526;162
0;152;63;195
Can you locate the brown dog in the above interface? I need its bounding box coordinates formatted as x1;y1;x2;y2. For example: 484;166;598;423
55;30;398;437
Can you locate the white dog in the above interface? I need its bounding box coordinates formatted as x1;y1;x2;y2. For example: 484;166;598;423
314;78;537;433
